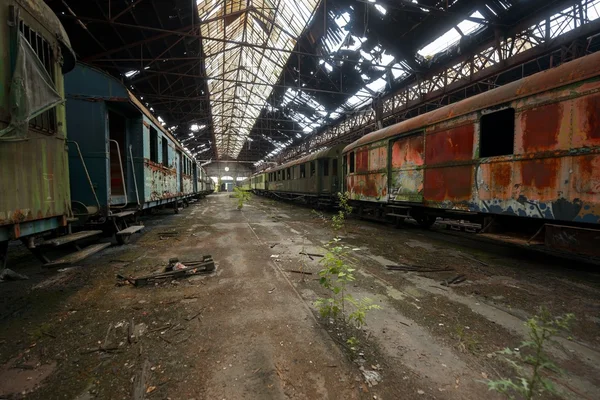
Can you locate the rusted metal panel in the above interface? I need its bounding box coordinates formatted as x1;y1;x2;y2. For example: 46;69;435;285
368;146;387;171
390;134;425;202
424;166;473;204
476;162;513;202
347;173;388;202
355;148;369;173
517;102;567;153
573;91;600;148
425;124;474;165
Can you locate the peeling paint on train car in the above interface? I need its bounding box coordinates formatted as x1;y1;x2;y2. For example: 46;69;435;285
476;162;513;201
390;134;425;202
347;173;388;202
144;160;178;201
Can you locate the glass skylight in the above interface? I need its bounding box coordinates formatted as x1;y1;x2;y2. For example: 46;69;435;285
197;0;321;159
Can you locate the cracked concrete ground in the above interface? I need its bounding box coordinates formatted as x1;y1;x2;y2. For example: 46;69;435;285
1;192;599;399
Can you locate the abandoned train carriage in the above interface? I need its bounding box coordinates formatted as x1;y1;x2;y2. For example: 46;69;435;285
263;144;345;204
0;0;76;266
343;51;600;251
65;63;203;227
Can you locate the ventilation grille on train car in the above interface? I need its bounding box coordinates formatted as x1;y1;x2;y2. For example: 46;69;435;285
19;21;56;134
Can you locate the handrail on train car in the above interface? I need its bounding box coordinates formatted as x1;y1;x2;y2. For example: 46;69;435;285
67;140;100;213
129;145;140;208
109;139;128;209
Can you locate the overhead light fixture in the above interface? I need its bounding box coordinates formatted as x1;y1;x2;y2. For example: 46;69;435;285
224;166;230;172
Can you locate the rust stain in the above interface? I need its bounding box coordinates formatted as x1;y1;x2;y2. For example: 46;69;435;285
424;166;473;202
520;158;559;189
425;124;474;165
356;149;369;173
391;134;424;168
571;154;600;197
491;163;512;188
522;103;562;152
584;93;600;140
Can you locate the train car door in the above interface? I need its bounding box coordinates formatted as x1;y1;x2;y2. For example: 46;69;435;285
318;158;330;195
388;132;425;203
108;110;128;205
331;157;339;195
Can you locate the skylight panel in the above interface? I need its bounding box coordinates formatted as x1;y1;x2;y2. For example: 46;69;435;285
417;11;485;58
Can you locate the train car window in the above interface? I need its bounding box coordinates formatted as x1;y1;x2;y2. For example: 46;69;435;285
162;137;169;167
286;168;291;180
480;108;515;157
323;160;329;177
300;164;306;178
349;152;355;173
278;170;281;181
149;127;159;163
332;159;338;176
18;22;57;134
310;161;316;177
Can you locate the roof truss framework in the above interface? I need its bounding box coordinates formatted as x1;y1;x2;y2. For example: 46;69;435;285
197;0;321;159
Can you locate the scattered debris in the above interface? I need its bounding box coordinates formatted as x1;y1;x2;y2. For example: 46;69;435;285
117;256;215;286
270;243;279;248
268;288;276;294
441;274;467;286
359;366;382;387
185;309;204;321
270;254;280;258
385;264;452;273
286;269;313;275
0;268;29;281
299;252;324;258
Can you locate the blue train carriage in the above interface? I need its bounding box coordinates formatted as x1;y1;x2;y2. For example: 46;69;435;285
65;63;198;244
0;0;110;267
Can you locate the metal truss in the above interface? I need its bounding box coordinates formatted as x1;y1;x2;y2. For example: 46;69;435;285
275;0;600;164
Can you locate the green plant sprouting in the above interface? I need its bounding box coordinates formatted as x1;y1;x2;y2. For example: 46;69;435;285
233;186;252;210
314;239;380;329
332;192;353;232
484;308;575;399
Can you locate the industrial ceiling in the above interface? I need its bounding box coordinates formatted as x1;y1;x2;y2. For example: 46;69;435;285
46;0;600;167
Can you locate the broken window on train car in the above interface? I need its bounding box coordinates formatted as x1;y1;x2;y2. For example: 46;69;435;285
162;137;169;167
300;164;306;178
480;108;515;157
349;152;355;173
310;161;316;177
150;127;159;163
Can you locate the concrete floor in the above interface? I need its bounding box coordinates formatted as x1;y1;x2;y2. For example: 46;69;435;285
1;193;599;399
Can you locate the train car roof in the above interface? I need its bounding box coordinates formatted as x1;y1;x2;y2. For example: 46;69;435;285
22;0;75;72
264;143;346;173
343;51;600;154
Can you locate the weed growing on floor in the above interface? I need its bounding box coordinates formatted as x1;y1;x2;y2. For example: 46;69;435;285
314;239;380;328
332;192;353;232
483;308;574;399
454;325;481;354
233;186;252;210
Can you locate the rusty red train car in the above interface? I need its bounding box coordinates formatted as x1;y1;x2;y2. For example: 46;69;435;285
342;51;600;254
